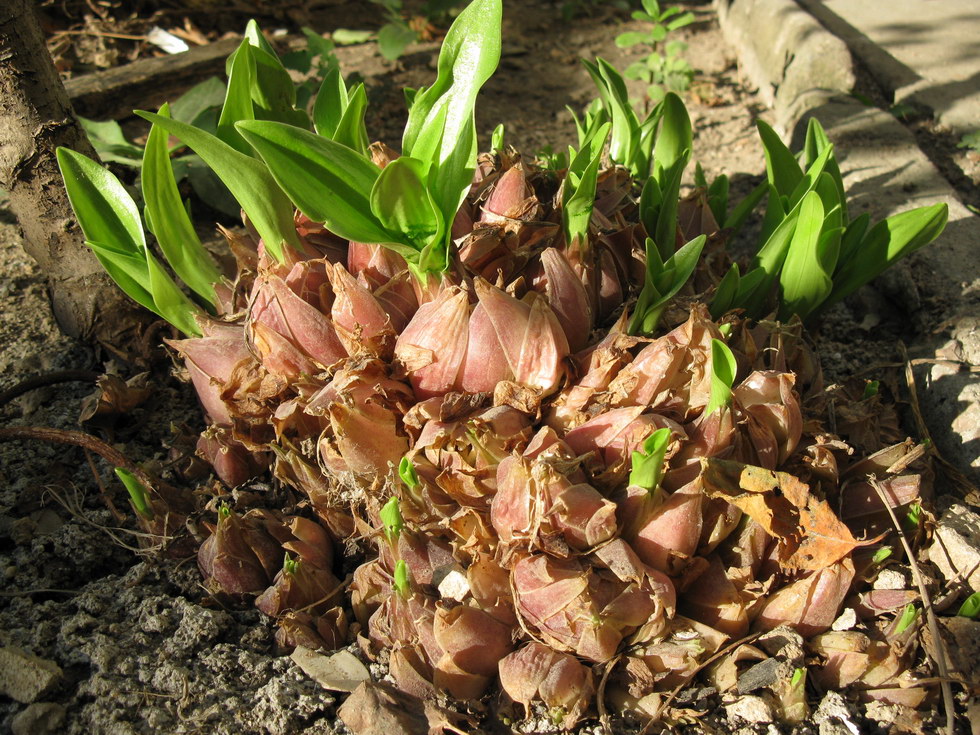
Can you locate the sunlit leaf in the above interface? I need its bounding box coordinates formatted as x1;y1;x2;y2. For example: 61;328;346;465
137;110;301;262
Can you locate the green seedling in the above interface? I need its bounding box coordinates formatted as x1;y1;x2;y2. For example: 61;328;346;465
394;559;411;596
704;338;737;415
893;603;919;635
562;121;611;250
713;118;947;322
283;553;299;576
399;456;420;490
115;467;154;519
615;0;695;101
629;427;672;492
862;380;880;400
905;502;923;530
957;592;980;619
380;496;405;542
871;546;893;565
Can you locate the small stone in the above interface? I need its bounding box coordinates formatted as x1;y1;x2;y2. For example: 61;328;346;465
11;703;66;735
813;691;861;735
736;658;783;694
436;569;470;601
873;569;907;590
0;647;62;703
831;607;858;631
725;694;773;724
927;504;980;592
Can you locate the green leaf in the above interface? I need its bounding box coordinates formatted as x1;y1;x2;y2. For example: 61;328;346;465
563;122;611;248
378;22;417;61
235;21;306;127
653;92;692;180
217;40;256;156
705;338;737;415
394;559;410;596
707;173;729;227
137;111;300;262
615;31;648;48
401;0;502;263
654;150;690;261
145;251;203;336
77;117;144;166
333;28;373;45
142;103;221;306
757;120;803;199
958;592;980;619
236;119;393;246
332;82;370;154
491;123;505;152
370;156;442;253
828;203;948;306
302;27;336;60
171;77;227;126
629;427;671;490
313;66;349;138
837;211;870;266
666;11;695;30
778;190;833;320
629;234;705;335
115;468;153;519
710;262;740;318
86;240;156;315
894;604;919;635
380;496;404;541
723;178;768;233
399;456;420;489
56;148;146;257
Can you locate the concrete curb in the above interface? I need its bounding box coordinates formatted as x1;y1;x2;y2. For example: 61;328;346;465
714;0;855;136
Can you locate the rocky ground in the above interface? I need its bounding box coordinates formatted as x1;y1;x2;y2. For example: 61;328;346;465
2;1;979;734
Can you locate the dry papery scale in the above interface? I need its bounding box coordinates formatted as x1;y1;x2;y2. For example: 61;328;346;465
55;0;946;729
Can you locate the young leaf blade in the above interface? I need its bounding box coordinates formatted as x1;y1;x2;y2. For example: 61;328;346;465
236;119;394;246
142;103;221;305
136;110;300;262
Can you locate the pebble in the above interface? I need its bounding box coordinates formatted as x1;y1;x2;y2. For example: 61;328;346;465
873;569;907;590
0;647;63;704
927;503;980;592
725;694;774;724
11;703;65;735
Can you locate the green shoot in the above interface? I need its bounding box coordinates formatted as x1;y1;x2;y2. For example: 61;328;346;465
380;497;405;542
562;122;611;250
629;427;672;492
871;546;892;565
957;592;980;619
893;603;919;635
394;559;411;597
704;338;737;415
283;553;299;576
905;502;923;530
862;380;880;400
56;147;205;336
399;457;420;490
115;468;154;519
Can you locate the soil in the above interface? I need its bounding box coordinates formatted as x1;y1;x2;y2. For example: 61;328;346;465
1;2;977;734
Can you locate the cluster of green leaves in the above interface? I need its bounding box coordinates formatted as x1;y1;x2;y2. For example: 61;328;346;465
370;0;465;61
562;121;612;250
615;0;695;101
60;0;502;335
629;93;704;334
575;58;662;180
239;0;501;279
710;118;949;322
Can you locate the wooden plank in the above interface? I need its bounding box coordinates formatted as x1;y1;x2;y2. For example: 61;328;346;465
64;37;240;119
